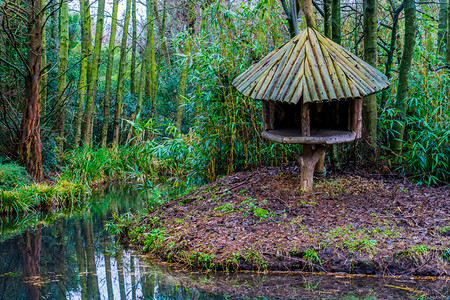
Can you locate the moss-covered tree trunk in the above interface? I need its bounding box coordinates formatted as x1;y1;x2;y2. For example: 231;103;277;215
391;0;417;154
300;0;317;29
175;1;195;133
100;0;119;148
130;0;137;95
154;0;170;66
362;0;378;149
438;0;448;54
81;0;106;146
446;0;450;98
55;0;69;153
331;0;341;44
146;0;157;119
19;0;44;181
112;0;132;146
324;0;332;38
447;0;450;62
73;0;92;148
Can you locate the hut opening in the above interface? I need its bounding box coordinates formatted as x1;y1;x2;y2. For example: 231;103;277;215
263;99;356;132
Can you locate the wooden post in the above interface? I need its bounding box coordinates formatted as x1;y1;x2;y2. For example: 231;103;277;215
301;102;310;136
297;144;326;191
262;101;275;131
351;98;363;138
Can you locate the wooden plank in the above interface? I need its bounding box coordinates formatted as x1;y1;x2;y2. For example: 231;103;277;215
309;29;337;100
282;48;306;103
318;39;344;99
263;41;296;100
322;40;379;92
305;42;328;100
271;35;306;101
261;128;356;144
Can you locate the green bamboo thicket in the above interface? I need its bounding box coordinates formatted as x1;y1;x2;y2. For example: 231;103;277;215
0;0;448;188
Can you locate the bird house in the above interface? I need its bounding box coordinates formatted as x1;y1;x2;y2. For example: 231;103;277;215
233;28;389;191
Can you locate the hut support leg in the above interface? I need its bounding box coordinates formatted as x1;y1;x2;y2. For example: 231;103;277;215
297;145;326;191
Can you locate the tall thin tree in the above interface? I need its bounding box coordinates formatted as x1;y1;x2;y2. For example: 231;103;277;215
391;0;417;154
55;0;69;152
19;0;45;180
130;0;137;95
100;0;119;148
175;0;195;133
362;0;378;149
438;0;448;54
331;0;340;44
112;0;132;146
146;0;157;119
73;0;92;147
40;0;48;116
81;0;106;146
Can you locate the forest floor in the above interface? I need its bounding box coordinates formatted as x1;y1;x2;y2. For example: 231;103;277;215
126;165;450;276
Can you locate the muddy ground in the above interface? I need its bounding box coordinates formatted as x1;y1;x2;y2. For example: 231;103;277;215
126;165;450;276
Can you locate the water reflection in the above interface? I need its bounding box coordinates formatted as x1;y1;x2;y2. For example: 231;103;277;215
0;186;449;299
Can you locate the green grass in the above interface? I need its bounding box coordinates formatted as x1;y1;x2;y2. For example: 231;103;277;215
0;162;30;190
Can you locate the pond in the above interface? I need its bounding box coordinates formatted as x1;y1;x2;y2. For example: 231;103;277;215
0;185;448;299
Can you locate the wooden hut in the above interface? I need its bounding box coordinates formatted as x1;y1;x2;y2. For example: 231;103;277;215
232;27;390;191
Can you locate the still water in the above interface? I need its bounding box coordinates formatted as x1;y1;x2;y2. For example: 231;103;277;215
0;186;449;299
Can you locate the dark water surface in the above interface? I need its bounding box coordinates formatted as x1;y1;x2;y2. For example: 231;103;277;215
0;186;449;299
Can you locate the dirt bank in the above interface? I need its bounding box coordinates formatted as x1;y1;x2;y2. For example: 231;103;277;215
125;165;450;276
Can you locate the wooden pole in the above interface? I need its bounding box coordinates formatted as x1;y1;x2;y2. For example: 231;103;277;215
301;102;310;136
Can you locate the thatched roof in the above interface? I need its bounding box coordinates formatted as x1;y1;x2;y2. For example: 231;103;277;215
232;27;390;104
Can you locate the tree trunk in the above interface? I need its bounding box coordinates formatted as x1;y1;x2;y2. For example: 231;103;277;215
146;0;157;119
447;0;450;62
55;0;69;153
280;0;297;37
135;58;147;124
112;0;132;146
299;0;317;29
40;0;48;117
331;0;341;44
154;0;171;66
446;0;450;98
391;0;417;154
362;0;378;149
100;0;119;148
438;0;448;54
175;1;195;133
380;2;403;108
324;0;332;38
73;0;92;148
81;0;106;146
20;0;44;181
130;0;137;95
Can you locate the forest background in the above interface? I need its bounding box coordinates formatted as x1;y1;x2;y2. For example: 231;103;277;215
0;0;449;206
